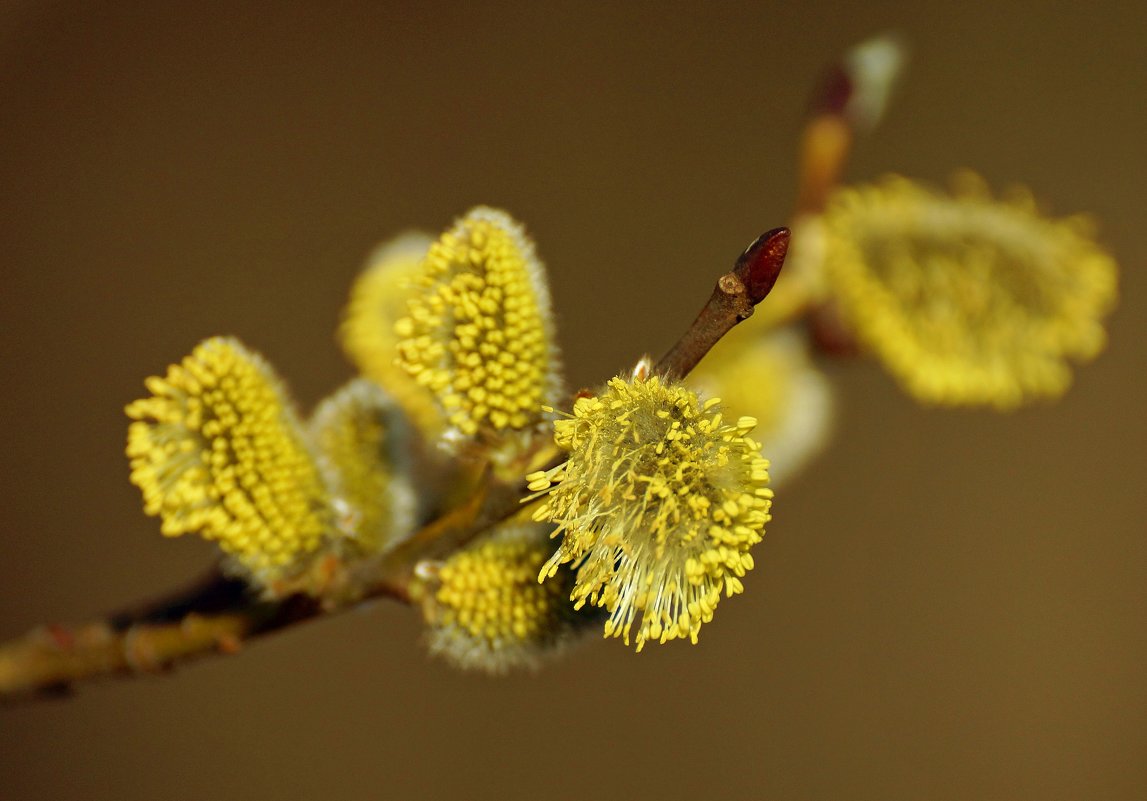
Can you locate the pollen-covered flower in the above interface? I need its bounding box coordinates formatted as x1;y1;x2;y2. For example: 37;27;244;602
818;174;1118;407
309;379;416;556
340;233;446;440
687;327;833;486
394;207;562;447
126;337;333;583
530;376;773;651
414;523;584;673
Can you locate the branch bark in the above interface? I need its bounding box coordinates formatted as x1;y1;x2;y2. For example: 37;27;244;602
0;570;297;700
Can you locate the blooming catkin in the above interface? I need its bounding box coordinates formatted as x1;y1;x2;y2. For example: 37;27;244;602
308;379;416;556
819;174;1118;408
687;327;833;487
125;337;332;582
340;233;446;440
417;524;583;673
529;375;773;651
394;207;561;446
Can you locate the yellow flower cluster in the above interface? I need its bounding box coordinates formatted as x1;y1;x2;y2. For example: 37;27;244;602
126;207;565;597
126;338;331;581
340;233;445;441
530;375;773;651
394;207;561;444
418;524;579;673
687;327;833;487
819;174;1118;407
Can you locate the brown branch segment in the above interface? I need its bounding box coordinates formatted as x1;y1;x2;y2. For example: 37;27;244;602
0;614;248;701
0;570;328;702
0;473;526;704
0;469;528;704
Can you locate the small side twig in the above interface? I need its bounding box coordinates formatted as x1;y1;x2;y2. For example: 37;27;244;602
795;33;906;217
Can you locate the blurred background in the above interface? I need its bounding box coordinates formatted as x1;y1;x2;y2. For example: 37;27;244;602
1;2;1144;799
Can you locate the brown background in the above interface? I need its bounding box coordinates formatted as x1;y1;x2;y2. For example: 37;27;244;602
1;2;1144;799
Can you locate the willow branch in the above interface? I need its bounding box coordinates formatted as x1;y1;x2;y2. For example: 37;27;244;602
0;570;317;701
0;227;789;704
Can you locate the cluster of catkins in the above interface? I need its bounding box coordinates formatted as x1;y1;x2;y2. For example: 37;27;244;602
125;38;1116;674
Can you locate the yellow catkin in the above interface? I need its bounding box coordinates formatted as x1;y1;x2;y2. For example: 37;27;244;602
125;337;332;582
687;326;833;487
820;174;1118;408
309;379;416;556
419;524;579;674
531;375;773;651
395;207;561;446
340;233;447;440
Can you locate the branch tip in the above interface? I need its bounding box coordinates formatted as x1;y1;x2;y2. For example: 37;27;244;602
653;225;790;381
734;227;790;305
810;32;908;132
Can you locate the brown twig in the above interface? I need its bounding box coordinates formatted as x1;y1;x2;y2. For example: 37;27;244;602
0;468;534;703
654;228;790;380
0;228;790;704
0;569;324;701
